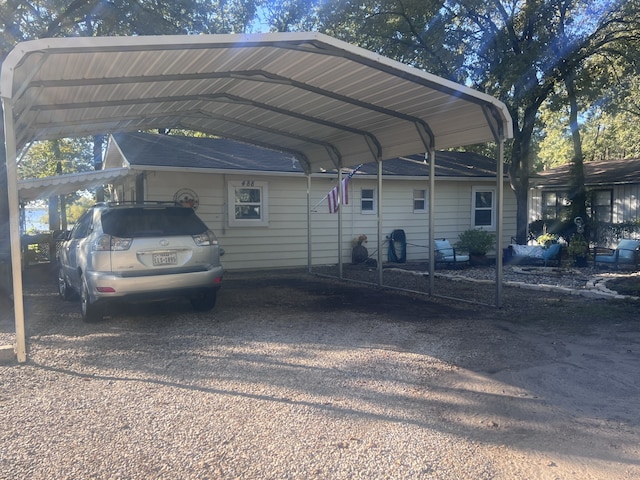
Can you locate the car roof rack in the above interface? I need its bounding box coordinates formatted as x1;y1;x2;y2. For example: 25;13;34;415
93;200;181;208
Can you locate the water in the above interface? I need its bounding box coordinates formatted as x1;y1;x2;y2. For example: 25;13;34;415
24;207;49;232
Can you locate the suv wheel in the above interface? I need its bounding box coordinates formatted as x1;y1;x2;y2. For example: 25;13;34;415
81;276;103;322
190;290;217;312
57;266;74;300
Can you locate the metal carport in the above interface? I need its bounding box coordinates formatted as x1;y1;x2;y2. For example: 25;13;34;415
1;32;512;362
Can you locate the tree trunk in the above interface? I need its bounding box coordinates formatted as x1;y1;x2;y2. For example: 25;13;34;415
94;135;105;202
565;72;587;223
508;104;538;245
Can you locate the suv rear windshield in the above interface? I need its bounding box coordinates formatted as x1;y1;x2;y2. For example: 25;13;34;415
101;207;208;237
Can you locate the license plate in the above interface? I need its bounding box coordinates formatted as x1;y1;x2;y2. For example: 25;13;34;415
152;252;177;266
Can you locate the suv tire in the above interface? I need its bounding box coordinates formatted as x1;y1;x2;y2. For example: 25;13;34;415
190;290;217;312
57;266;74;301
81;276;103;322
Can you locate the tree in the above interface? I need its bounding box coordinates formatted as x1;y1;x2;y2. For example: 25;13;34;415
313;0;640;243
261;0;320;32
537;74;640;168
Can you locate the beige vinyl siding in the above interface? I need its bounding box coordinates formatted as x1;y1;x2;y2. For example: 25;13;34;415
137;170;517;270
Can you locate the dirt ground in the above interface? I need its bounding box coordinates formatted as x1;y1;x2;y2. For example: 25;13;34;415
1;264;639;479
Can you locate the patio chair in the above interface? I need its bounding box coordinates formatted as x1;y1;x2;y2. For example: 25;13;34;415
434;239;470;268
594;239;640;270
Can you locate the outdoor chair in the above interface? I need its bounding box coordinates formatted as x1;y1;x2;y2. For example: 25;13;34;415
504;242;562;267
594;239;640;270
434;239;470;268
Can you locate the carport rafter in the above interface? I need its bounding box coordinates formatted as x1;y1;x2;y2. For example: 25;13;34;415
21;90;383;167
20;69;425;162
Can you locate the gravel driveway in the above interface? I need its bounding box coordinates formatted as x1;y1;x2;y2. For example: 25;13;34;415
1;265;639;479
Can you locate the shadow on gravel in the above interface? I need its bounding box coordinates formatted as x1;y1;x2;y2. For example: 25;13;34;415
2;264;640;476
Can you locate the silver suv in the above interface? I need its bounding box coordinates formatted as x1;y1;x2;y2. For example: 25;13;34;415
57;202;224;322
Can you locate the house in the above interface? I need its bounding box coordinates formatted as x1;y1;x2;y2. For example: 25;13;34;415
103;132;517;270
529;158;640;238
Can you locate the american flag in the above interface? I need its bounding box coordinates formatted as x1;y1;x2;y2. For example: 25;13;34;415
327;165;362;213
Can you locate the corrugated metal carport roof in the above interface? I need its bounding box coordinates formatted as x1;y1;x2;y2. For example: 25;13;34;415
2;32;511;173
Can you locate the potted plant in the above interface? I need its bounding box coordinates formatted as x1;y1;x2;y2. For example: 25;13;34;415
351;234;368;264
455;229;495;265
536;233;558;247
567;234;589;267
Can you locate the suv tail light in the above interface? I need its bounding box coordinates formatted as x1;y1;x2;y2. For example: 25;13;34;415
93;234;132;251
192;230;218;246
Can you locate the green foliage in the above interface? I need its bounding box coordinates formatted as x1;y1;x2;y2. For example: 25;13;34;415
18;138;95;180
261;0;320;32
66;196;96;224
455;229;495;256
1;1;262;61
567;234;589;257
536;233;557;246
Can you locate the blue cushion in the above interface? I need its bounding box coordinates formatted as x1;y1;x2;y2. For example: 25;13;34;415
542;243;561;260
617;240;640;263
596;254;617;264
435;239;469;262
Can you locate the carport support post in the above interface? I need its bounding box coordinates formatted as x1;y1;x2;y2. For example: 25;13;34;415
306;173;312;273
377;158;383;286
338;168;344;279
428;149;436;295
495;138;505;307
2;101;27;362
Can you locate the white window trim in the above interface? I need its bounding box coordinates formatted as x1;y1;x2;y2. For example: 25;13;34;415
227;180;269;227
361;188;376;214
413;188;427;213
471;186;496;230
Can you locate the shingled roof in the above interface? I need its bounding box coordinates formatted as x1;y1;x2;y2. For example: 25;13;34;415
108;132;502;179
532;158;640;187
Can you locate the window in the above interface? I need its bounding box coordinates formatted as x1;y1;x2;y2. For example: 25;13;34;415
591;189;612;222
361;188;376;214
472;187;495;229
228;180;269;226
71;211;93;239
541;190;571;220
413;189;426;212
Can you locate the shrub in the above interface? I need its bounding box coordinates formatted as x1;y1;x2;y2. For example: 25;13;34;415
567;234;589;257
455;229;495;256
